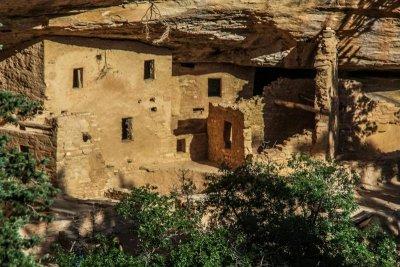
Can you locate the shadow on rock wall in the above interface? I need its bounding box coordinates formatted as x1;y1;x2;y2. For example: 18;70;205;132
320;0;400;64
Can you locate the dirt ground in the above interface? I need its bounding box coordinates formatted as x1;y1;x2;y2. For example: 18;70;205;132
356;177;400;237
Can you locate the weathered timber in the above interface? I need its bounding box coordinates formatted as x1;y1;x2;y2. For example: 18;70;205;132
273;99;329;115
19;121;53;131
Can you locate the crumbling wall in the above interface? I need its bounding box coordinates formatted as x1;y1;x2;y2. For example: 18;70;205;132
56;112;112;199
0;126;56;178
0;40;45;99
236;97;265;154
263;78;316;147
313;28;338;160
207;104;245;168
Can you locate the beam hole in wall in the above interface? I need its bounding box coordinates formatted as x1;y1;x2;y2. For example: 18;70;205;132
151;107;157;112
82;132;92;142
73;68;84;89
122;117;133;141
223;121;232;149
180;63;195;69
96;54;102;61
177;138;186;153
193;107;205;114
253;68;316;96
144;59;155;80
208;78;222;97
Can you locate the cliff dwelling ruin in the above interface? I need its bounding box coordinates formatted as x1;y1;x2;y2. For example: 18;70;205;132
0;1;399;200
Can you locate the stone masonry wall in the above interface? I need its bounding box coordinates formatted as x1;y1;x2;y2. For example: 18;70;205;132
339;80;400;158
44;37;178;171
173;63;254;121
56;112;112;199
263;78;316;147
313;29;339;160
207;104;245;169
0;40;45;100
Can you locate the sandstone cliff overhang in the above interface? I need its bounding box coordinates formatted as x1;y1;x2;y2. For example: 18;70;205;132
0;0;399;69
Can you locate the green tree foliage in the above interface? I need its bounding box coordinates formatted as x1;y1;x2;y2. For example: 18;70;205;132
0;91;58;266
206;155;398;266
55;186;247;267
0;90;42;125
54;155;397;267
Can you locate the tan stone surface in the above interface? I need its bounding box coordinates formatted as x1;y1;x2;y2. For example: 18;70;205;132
1;1;400;69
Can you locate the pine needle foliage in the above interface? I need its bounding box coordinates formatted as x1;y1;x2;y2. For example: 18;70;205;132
0;91;58;266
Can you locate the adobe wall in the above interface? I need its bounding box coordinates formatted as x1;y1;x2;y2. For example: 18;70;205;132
55;112;114;198
44;37;179;172
207;104;246;168
172;62;254;163
173;63;254;120
0;40;46;100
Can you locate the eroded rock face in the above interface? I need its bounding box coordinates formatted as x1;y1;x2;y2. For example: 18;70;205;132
1;1;400;67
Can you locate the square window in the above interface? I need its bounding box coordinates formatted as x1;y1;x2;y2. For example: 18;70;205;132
73;68;84;89
144;60;155;80
208;78;221;97
122;117;133;141
177;139;186;153
223;121;232;149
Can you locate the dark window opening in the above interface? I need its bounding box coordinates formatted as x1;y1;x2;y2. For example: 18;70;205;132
223;121;232;149
82;132;92;142
177;139;186;153
253;67;317;96
96;54;102;60
20;145;30;154
122;117;133;141
208;78;222;97
150;107;157;112
193;107;205;114
180;63;195;68
73;68;84;89
144;60;155;80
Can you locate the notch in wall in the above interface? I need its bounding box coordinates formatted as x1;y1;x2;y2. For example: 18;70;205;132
177;138;186;153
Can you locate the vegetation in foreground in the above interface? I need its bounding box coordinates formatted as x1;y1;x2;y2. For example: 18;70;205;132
0;90;58;266
54;156;397;267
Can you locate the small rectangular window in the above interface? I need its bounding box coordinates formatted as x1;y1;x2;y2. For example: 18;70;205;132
208;78;222;97
144;60;155;80
177;139;186;153
73;68;83;89
122;117;133;141
223;121;232;149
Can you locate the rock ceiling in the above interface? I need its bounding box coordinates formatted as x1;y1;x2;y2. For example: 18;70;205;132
0;0;399;69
